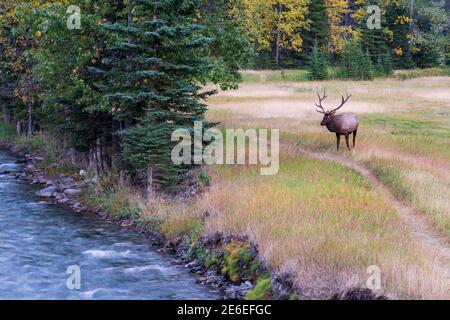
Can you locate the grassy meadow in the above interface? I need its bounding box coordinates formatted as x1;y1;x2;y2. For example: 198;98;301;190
198;72;450;299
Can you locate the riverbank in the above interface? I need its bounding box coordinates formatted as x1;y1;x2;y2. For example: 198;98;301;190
0;149;222;299
0;137;301;300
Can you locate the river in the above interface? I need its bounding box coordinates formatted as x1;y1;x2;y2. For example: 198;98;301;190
0;150;220;299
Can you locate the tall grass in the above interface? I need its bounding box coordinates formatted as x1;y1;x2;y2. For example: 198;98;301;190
369;159;413;200
204;76;450;299
201;156;447;299
79;172;204;238
240;70;310;83
367;158;450;237
394;68;450;80
0;122;62;160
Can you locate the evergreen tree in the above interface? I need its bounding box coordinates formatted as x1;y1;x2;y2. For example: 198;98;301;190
93;0;216;193
25;2;111;153
379;50;394;76
307;42;329;80
359;1;389;65
337;42;373;80
385;2;415;69
301;0;330;63
121;113;180;194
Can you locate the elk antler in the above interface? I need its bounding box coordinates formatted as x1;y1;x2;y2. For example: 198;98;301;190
329;93;352;114
315;89;328;114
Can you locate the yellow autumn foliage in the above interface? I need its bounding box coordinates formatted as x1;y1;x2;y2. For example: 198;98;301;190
236;0;309;53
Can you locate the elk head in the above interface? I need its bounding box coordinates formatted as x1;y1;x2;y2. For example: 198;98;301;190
315;90;352;126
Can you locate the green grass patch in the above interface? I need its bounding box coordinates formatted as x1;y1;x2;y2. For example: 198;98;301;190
240;68;450;83
362;109;450;159
362;110;450;139
241;73;262;83
138;214;162;232
245;275;272;300
368;159;413;202
79;180;141;220
0;123;16;141
394;68;450;80
266;70;309;82
240;70;310;83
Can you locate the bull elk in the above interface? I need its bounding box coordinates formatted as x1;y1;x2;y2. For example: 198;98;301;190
315;90;359;151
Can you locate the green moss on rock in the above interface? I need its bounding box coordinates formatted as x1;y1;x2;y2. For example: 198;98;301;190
221;241;254;283
205;254;219;268
245;276;272;300
289;293;299;300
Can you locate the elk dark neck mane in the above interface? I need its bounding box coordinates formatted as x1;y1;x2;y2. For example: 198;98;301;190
325;120;337;133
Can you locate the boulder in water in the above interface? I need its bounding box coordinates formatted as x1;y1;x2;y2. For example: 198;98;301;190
64;188;82;197
57;198;70;204
36;186;57;198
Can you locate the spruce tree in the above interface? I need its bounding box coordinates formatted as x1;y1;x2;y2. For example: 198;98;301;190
301;0;330;63
337;43;373;80
359;1;389;66
385;2;415;69
307;42;329;80
93;0;216;194
380;51;393;76
120;113;179;194
354;1;396;77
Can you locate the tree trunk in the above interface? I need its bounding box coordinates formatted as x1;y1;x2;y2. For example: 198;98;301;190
16;121;21;135
409;0;414;31
275;4;281;67
95;137;101;174
275;27;281;67
2;105;10;125
147;166;154;202
27;102;33;137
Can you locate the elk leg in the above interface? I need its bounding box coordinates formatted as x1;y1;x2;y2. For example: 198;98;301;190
345;134;350;150
353;130;357;148
336;133;340;151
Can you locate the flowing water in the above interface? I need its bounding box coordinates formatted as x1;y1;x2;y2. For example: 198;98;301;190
0;150;220;300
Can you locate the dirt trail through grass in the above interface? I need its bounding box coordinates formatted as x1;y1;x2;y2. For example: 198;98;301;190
297;147;450;282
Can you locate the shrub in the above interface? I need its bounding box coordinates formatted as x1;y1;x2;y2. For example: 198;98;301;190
245;276;272;300
307;43;329;80
375;51;394;77
337;43;374;80
198;170;211;187
0;123;15;141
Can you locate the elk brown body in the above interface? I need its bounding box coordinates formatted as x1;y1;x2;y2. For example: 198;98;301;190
315;90;359;151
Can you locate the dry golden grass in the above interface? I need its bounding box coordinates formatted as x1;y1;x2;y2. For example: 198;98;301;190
407;170;450;235
200;75;450;299
201;156;448;299
366;157;450;238
80;174;204;240
208;77;450;121
140;197;203;239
